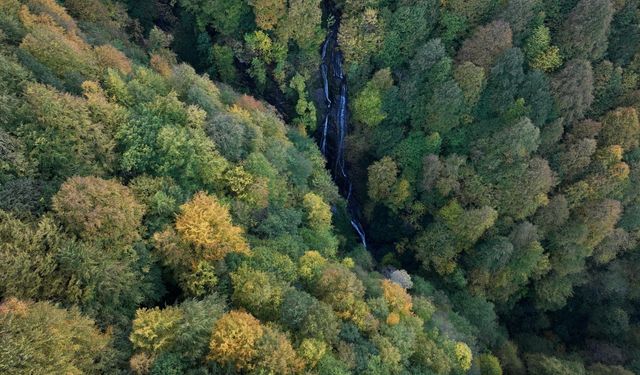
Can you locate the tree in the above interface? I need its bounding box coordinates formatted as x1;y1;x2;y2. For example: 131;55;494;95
495;341;525;375
19;83;114;181
117;93;228;191
368;156;410;211
411;332;455;374
588;364;635;375
0;298;113;374
279;289;340;342
290;74;317;131
552;138;597;181
523;25;562;72
338;8;382;66
156;192;249;265
208;310;264;371
453;62;486;108
18;3;99;82
441;0;501;36
253;325;304;374
468;222;550;304
129;296;225;365
519;70;554;126
590;60;625;118
424;80;465;134
525;353;586;375
392;131;442;184
415;201;497;275
211;44;238;84
249;0;286;30
455;342;473;372
52;176;144;246
312;264;373;329
178;0;252;36
0;208;160;327
551;59;594;125
377;0;438;68
607;0;640;65
282;0;323;51
456;20;513;71
599;107;640;151
352;69;393;127
575;199;622;250
494;157;555;220
473;117;540;172
381;279;412;316
499;0;538;37
130;306;183;354
557;0;613;60
303;192;332;230
477;48;525;116
477;353;503;375
230;265;286;320
0;210;61;301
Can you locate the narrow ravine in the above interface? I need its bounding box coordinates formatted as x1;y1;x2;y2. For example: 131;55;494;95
318;24;368;249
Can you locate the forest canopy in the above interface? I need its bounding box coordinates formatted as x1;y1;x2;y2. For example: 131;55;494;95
2;0;640;374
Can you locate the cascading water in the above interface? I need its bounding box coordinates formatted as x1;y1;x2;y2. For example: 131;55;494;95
318;27;368;249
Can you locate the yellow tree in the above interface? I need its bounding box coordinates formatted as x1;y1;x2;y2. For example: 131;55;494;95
208;310;264;371
176;192;249;258
130;306;183;354
154;192;249;296
303;192;332;229
382;279;412;317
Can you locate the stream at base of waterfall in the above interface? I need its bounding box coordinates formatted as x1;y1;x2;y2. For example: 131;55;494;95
318;27;368;249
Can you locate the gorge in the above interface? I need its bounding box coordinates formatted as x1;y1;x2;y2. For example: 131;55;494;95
317;24;368;250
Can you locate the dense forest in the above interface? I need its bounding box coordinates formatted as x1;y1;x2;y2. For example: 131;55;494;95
2;0;640;373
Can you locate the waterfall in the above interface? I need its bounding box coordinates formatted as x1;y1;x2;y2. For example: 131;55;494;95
318;27;368;249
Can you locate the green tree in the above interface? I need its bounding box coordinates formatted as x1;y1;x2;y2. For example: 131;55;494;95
0;210;61;301
477;48;525;116
338;8;382;66
19;83;114;182
211;44;238;84
0;298;113;374
178;0;252;36
525;354;586;375
281;0;323;51
551;59;594;124
290;73;317;131
368;156;410;212
117;93;228;191
523;25;562;72
607;0;640;65
415;200;497;275
557;0;613;60
377;0;438;68
352;69;393;127
230;265;286;320
478;354;503;375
